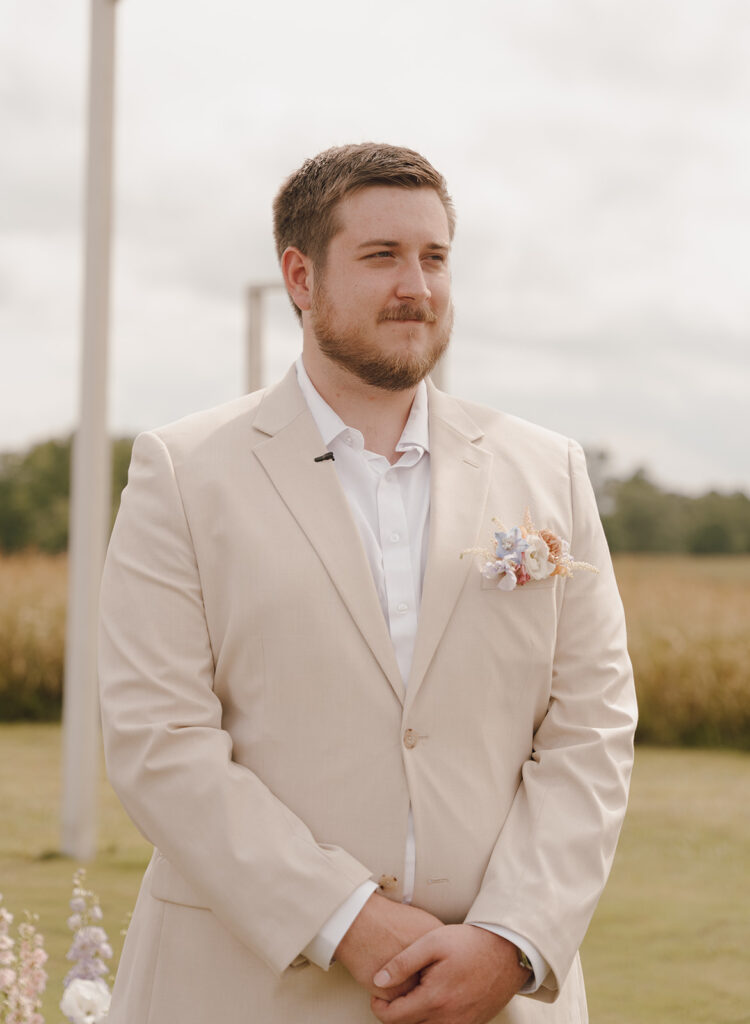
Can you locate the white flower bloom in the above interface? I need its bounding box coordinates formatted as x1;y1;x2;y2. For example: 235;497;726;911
497;571;517;591
481;557;518;590
60;977;111;1024
525;535;554;580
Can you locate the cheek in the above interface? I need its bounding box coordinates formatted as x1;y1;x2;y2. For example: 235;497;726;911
331;277;379;312
430;277;452;310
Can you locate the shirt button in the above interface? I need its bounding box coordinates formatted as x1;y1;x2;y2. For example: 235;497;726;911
396;602;408;614
403;729;418;749
390;532;400;543
344;436;353;446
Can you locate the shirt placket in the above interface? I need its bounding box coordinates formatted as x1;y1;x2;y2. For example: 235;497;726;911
375;465;418;686
372;456;421;905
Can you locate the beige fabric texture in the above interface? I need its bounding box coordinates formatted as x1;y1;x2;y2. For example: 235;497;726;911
98;367;637;1024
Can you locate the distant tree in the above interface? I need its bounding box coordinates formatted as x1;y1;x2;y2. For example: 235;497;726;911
0;435;134;553
687;491;750;554
688;521;731;554
111;436;134;523
0;471;30;550
0;440;70;553
601;469;750;554
601;469;684;552
1;437;748;555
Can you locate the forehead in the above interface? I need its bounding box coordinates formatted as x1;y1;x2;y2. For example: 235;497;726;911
332;186;451;247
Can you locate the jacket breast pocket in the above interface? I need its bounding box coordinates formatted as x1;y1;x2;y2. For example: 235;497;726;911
479;575;558;592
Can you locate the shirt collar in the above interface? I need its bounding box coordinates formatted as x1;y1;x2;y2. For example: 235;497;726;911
295;357;349;447
295;357;430;455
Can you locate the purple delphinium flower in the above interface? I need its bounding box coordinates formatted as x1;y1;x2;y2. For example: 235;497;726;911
494;526;529;564
62;871;112;993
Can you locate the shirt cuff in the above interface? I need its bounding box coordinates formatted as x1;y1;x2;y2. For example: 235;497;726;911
467;922;549;995
301;881;379;970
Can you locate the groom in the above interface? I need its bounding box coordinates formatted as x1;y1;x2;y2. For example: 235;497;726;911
99;142;637;1024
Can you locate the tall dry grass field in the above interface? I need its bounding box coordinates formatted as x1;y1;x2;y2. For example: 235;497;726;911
0;553;67;718
615;555;750;747
1;553;749;745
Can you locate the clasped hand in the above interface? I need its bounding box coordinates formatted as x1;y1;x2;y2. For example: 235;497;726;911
334;894;530;1024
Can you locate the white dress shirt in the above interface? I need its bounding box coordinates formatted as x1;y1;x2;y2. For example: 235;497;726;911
295;359;548;992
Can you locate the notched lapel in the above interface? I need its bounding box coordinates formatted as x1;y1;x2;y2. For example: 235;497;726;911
406;389;492;707
252;371;404;704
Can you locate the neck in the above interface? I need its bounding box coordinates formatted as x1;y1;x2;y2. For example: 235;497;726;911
302;349;417;464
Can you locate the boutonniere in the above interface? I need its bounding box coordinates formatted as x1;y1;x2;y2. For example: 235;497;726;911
461;509;598;591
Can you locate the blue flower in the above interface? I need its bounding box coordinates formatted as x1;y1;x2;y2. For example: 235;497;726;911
494;527;529;564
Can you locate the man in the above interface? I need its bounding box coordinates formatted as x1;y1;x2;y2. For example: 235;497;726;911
99;143;636;1024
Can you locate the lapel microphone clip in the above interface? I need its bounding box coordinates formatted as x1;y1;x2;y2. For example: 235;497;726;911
313;451;335;463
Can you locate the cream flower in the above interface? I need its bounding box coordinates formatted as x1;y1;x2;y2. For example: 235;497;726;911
524;535;554;580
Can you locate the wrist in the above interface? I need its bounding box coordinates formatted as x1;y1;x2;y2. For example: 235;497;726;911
480;931;532;993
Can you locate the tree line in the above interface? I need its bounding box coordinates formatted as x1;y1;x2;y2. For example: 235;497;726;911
601;469;750;554
0;436;749;555
0;436;133;553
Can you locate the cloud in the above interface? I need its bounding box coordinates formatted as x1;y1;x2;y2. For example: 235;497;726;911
1;0;748;494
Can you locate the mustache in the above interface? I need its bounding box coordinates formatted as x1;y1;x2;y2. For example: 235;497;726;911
377;303;438;324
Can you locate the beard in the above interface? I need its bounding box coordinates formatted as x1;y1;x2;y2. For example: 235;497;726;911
311;286;453;392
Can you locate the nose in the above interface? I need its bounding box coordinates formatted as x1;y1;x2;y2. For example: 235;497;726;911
395;259;431;302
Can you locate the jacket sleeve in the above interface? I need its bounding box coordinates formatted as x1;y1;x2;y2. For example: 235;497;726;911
98;431;372;975
465;439;637;1000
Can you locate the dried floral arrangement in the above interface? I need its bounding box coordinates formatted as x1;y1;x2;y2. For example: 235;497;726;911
462;509;598;591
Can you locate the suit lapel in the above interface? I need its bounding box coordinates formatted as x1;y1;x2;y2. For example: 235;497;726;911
406;385;492;709
252;369;405;704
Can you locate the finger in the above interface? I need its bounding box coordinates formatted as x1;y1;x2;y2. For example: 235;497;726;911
370;989;431;1024
372;931;438;989
372;974;419;1002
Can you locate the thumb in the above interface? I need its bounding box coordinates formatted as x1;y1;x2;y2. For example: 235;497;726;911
372;930;439;989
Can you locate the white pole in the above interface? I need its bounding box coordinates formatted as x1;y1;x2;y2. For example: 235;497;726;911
245;282;285;393
61;0;119;861
246;286;264;393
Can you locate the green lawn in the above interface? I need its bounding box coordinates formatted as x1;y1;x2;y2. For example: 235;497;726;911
582;747;750;1024
2;725;749;1022
0;723;151;1019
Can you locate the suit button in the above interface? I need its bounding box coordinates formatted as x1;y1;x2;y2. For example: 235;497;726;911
403;728;418;749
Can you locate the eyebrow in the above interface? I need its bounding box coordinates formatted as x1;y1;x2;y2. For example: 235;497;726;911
356;240;450;251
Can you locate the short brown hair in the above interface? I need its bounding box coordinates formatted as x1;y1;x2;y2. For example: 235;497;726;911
273;142;455;271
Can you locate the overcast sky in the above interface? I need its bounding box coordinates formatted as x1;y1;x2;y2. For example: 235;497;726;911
2;0;748;493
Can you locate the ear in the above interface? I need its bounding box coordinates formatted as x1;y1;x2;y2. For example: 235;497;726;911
281;247;314;313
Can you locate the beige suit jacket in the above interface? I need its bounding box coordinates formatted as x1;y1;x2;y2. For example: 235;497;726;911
99;366;636;1024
